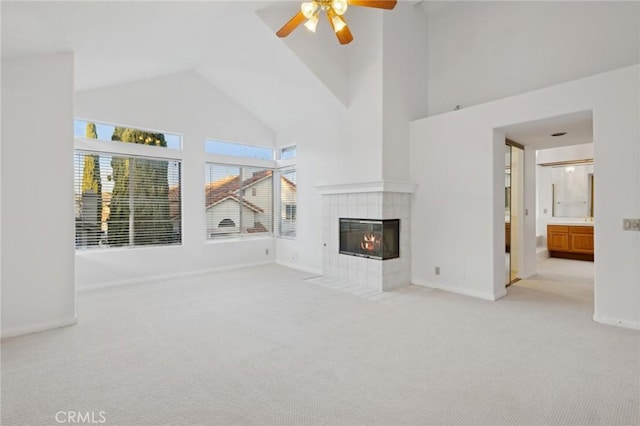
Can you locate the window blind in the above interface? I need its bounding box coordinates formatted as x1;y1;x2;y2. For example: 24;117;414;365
279;167;297;237
74;151;182;248
205;164;273;239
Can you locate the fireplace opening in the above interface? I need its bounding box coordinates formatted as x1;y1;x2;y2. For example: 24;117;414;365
339;218;399;260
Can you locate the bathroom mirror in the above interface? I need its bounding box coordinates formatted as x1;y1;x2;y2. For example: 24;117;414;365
551;163;594;218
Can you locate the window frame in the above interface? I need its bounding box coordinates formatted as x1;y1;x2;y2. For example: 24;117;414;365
74;132;183;251
204;162;275;241
277;165;297;239
277;145;297;160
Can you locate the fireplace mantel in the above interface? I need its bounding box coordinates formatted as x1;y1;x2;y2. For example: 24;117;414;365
315;181;417;195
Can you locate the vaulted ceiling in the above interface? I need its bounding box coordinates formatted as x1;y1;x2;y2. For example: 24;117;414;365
2;1;416;132
3;1;638;136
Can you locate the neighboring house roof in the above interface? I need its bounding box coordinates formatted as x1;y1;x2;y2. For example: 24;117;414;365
281;175;296;189
240;170;273;190
207;193;263;213
204;170;272;210
167;170;275;220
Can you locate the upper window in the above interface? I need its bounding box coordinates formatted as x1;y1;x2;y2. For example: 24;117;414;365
279;146;297;160
205;164;273;239
74;119;181;150
74;151;181;249
205;140;274;160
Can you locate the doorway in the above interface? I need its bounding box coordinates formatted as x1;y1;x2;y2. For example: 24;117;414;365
499;110;595;304
505;140;524;286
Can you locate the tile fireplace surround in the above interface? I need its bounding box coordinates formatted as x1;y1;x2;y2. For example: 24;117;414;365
316;181;417;291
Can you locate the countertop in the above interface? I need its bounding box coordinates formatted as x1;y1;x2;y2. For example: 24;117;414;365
547;220;594;227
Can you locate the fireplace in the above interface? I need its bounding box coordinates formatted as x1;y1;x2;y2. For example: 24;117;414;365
339;218;399;260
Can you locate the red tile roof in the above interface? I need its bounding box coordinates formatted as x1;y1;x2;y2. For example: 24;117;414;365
168;170;274;219
281;175;296;189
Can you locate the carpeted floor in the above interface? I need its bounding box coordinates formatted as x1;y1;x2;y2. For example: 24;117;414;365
2;260;638;426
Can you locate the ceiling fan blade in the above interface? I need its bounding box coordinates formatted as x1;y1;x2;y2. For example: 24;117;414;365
348;0;397;9
276;11;306;38
336;25;354;45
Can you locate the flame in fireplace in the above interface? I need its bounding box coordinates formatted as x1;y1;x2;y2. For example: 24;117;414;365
360;232;381;252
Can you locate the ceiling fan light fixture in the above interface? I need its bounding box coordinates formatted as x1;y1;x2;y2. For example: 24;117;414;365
332;0;348;15
276;0;396;45
331;14;347;32
301;1;319;19
304;14;320;32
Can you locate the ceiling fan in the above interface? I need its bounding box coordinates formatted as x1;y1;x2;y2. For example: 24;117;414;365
276;0;397;45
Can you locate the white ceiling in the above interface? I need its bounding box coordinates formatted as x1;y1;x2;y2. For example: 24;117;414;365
10;0;604;139
1;0;362;132
500;110;593;150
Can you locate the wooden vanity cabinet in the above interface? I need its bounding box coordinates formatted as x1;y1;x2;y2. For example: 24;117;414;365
548;225;570;251
547;225;594;261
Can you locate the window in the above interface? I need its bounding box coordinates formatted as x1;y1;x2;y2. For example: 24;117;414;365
279;167;297;237
205;164;273;239
74;151;182;249
205;140;274;160
285;204;297;220
279;145;296;160
74;119;181;150
218;219;236;228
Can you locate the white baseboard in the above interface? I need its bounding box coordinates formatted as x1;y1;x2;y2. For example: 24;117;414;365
413;279;505;301
77;261;275;292
275;260;322;276
1;316;78;339
519;269;537;280
536;249;549;261
593;313;640;331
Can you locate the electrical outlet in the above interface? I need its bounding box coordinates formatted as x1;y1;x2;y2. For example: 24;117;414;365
623;219;640;231
265;248;269;255
435;266;440;275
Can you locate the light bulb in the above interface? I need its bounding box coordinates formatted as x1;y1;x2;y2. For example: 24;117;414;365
331;14;346;32
332;0;348;15
304;14;319;33
300;1;318;19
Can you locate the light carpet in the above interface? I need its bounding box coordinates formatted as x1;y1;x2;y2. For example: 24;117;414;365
2;261;638;425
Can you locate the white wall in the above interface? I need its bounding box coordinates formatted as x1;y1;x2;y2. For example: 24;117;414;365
537;143;594;165
261;4;349;107
1;53;77;337
410;65;640;329
274;6;426;274
275;122;342;274
74;71;277;288
76;71;274;147
424;1;640;115
274;11;386;274
381;3;412;182
343;9;384;183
